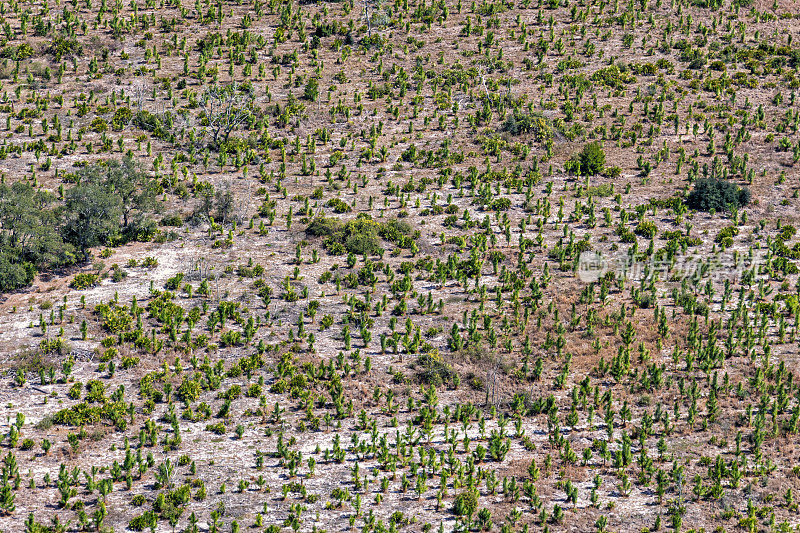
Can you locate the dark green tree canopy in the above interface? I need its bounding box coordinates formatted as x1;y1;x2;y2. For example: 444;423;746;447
77;155;158;230
565;142;606;176
578;142;606;176
62;182;123;258
0;157;158;292
686;178;751;212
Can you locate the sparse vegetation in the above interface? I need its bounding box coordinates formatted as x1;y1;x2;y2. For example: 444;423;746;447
0;0;797;531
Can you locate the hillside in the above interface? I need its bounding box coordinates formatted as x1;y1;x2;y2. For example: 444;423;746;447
0;0;800;531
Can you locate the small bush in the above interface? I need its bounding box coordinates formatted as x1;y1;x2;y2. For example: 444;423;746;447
575;142;606;176
176;378;201;403
635;221;657;239
326;198;352;213
70;273;99;290
54;400;130;430
205;422;226;434
94;304;133;333
160;214;184;227
48;36;83;61
414;350;455;387
500;112;553;141
90;118;108;133
453;490;479;517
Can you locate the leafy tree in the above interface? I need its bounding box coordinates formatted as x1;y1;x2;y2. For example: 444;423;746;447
0;182;73;266
0;182;75;291
61;182;122;259
453;489;478;517
201;83;255;148
78;156;158;231
576;142;606;176
0;255;34;292
304;78;320;102
686;178;751;212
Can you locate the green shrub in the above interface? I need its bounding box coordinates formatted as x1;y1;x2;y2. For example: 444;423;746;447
591;65;637;89
205;422;226;434
715;225;740;248
132;110;174;142
54;400;129;430
0;255;35;292
1;43;34;60
176;378;201;403
164;273;185;291
160;214;183;227
111;107;132;130
39;337;71;355
67;383;82;400
500;112;553;141
307;215;381;256
344;232;382;256
128;511;158;531
91;118;108;133
635;221;657;239
576;142;606;176
304;77;319;101
686;178;751;212
453;490;479;516
414;350;455;387
70;273;99;290
325;198;352;213
85;380;106;403
488;198;511;211
94;304;133;333
48;36;82;61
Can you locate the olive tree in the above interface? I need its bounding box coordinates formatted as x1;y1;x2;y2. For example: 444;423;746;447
201;82;255;148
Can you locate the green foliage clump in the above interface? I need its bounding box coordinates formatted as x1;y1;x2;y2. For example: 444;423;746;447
715;225;740;248
500;111;553;141
686;178;751;212
205;422;226;434
132;110;175;142
69;273;99;290
39;338;71;356
453;489;479;517
90;118;108;133
0;182;76;292
325;198;352;213
0;43;34;60
128;510;158;531
111;107;132;130
566;142;606;176
53;400;129;430
84;380;106;403
307;214;415;256
303;77;319;101
48;36;82;61
176;378;201;403
0;256;35;292
67;382;82;400
414;350;455;387
591;65;637;89
94;303;133;333
635;220;657;239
